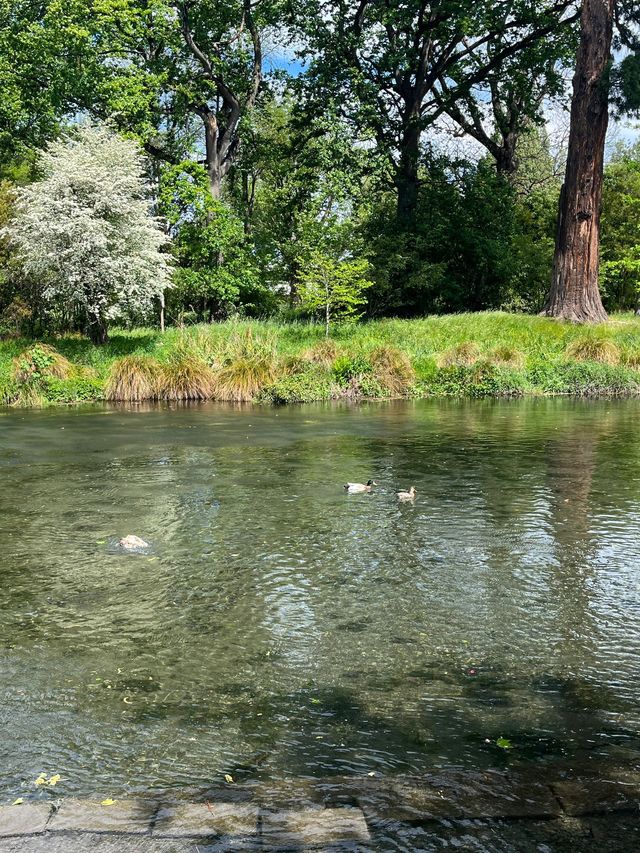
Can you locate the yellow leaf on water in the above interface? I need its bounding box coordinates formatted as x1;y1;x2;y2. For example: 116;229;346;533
12;798;24;805
48;775;61;786
101;798;116;806
34;774;47;786
224;774;234;784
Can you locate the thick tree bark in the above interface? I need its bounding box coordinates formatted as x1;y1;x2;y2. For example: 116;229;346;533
202;111;222;199
395;121;421;222
542;0;613;323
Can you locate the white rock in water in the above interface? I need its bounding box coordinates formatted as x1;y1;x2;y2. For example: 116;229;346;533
119;535;149;550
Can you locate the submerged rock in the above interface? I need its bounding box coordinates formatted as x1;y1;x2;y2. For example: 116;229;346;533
118;535;149;550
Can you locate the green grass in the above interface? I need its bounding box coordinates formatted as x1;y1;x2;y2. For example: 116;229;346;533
4;311;640;406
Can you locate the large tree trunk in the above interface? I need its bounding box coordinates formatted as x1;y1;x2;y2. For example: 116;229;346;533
542;0;613;323
202;112;222;200
395;120;421;223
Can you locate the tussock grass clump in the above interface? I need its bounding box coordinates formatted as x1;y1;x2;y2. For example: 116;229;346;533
12;343;72;383
565;336;620;365
488;345;525;368
105;355;161;402
620;349;640;369
303;339;339;367
369;345;415;396
437;341;481;368
213;328;277;401
158;357;216;401
214;356;276;401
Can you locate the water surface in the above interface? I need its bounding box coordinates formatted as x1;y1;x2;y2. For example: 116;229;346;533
1;398;640;803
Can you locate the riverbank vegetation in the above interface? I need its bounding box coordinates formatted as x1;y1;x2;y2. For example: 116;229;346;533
4;314;640;407
0;2;638;403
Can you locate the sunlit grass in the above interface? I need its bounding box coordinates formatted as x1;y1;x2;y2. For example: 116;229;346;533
4;312;640;404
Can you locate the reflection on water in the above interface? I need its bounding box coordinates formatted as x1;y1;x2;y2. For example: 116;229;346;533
1;398;640;801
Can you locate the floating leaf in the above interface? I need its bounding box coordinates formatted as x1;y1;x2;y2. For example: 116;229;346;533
34;773;47;786
224;774;234;784
12;798;24;806
310;698;321;705
101;798;116;806
496;737;513;750
48;774;61;786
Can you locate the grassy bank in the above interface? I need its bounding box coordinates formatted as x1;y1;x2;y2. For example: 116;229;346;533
3;312;640;406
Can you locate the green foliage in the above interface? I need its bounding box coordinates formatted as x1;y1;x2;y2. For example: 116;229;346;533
362;159;555;316
12;343;72;383
44;374;104;403
6;314;640;406
261;366;334;404
297;251;373;335
601;143;640;310
158;162;263;320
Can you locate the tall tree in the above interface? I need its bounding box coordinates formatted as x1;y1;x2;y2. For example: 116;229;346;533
542;0;639;321
6;0;275;199
293;1;577;222
542;0;614;322
436;34;576;177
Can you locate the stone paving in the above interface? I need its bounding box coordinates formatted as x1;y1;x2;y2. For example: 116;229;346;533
0;769;639;851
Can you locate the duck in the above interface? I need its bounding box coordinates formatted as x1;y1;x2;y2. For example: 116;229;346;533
344;480;377;493
397;486;417;502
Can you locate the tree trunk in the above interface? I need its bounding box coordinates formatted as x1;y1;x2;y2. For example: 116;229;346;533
542;0;613;323
495;130;519;176
395;120;421;223
325;277;330;338
203;112;222;200
87;315;108;344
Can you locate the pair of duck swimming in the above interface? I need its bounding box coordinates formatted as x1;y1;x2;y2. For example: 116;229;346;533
344;480;417;501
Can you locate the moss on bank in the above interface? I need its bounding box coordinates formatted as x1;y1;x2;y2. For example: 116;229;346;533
3;312;640;407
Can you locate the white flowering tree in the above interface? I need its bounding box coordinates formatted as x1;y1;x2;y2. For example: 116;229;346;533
7;125;171;343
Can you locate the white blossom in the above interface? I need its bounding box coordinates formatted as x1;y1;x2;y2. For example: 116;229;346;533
5;124;171;337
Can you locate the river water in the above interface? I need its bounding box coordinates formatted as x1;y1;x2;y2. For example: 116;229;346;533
1;399;639;811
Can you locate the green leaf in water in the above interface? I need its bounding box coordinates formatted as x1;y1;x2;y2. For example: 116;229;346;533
496;737;513;750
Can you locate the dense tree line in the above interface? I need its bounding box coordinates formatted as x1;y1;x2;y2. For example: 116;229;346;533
0;0;638;338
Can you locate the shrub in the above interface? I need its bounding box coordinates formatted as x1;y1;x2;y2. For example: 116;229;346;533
565;336;620;365
261;368;334;404
105;355;161;402
437;341;481;367
45;375;104;403
12;343;72;383
332;354;373;384
369;345;415;396
0;299;32;338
